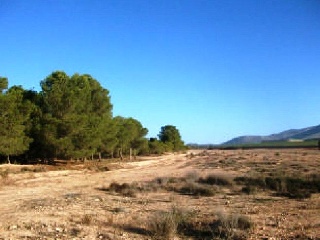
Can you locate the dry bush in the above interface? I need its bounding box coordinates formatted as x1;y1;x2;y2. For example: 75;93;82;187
141;179;165;192
178;182;216;197
20;166;32;172
188;152;196;159
32;166;47;172
0;170;9;179
155;176;171;186
234;174;320;199
86;163;110;172
99;179;170;197
107;182;137;197
149;211;178;239
212;210;254;239
152;175;217;197
148;206;192;239
0;170;15;185
199;173;234;186
95;165;110;172
185;171;200;182
81;214;94;225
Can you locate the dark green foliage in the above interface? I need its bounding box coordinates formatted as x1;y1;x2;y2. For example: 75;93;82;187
39;71;113;159
98;118;118;158
113;116;148;158
0;71;155;162
158;125;185;151
22;90;47;159
148;138;166;154
0;85;33;163
0;77;8;93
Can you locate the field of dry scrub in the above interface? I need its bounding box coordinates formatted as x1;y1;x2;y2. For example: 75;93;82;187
0;149;319;239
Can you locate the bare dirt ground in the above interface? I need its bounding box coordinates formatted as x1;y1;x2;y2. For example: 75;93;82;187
0;149;319;239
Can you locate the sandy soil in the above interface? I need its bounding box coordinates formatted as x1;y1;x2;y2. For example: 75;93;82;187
0;149;319;239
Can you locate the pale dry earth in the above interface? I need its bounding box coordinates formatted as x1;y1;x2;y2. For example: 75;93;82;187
0;149;319;239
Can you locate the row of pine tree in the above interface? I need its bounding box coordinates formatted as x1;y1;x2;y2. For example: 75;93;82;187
0;71;185;164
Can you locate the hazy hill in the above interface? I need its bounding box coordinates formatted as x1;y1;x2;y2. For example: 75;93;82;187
223;124;320;145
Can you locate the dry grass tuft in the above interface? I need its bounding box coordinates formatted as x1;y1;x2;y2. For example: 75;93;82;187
148;206;192;239
81;214;94;225
107;182;137;197
0;170;9;180
0;170;15;186
212;210;254;239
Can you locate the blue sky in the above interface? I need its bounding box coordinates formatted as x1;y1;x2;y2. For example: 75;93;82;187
0;0;319;144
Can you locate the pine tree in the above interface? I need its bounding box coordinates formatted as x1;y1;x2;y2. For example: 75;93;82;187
0;84;32;163
39;71;113;160
158;125;185;151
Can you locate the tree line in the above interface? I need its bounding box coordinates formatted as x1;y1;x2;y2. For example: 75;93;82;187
0;71;186;163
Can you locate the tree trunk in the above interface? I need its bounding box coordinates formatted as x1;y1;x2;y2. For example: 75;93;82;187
129;148;132;161
98;152;102;162
119;148;123;161
7;155;10;164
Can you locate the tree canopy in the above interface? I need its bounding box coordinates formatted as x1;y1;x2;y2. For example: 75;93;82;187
0;84;33;163
0;71;185;163
39;71;113;159
158;125;185;151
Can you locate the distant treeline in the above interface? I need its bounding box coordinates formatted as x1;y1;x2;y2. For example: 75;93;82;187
0;71;186;163
188;139;319;150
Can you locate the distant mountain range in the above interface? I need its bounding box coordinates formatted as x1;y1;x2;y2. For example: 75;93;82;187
222;124;320;145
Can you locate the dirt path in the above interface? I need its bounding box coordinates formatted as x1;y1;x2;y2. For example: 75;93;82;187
0;153;196;239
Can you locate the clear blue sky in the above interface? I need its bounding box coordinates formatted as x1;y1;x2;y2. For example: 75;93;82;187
0;0;319;144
